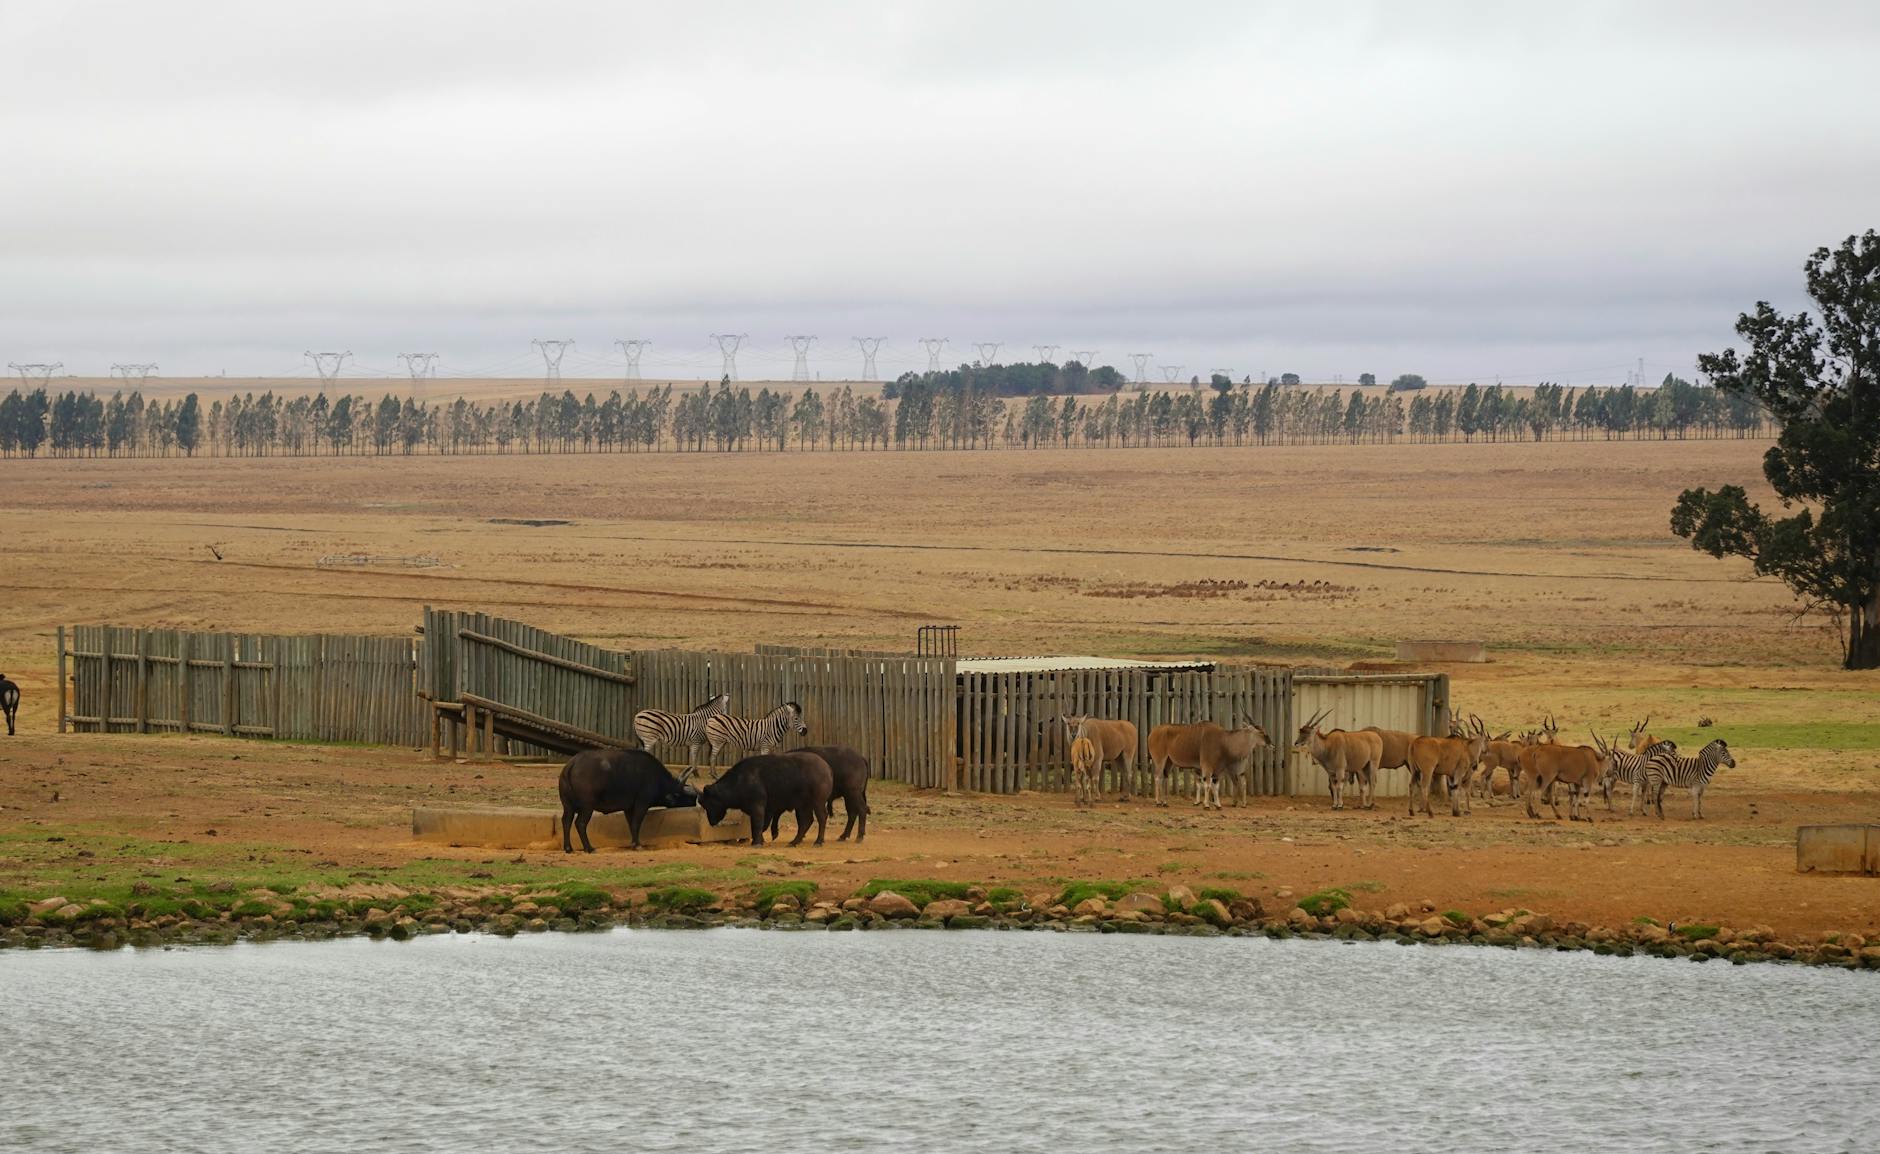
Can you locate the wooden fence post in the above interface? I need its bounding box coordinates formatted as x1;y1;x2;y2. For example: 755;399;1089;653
179;631;192;734
222;635;235;737
56;626;67;734
135;628;149;734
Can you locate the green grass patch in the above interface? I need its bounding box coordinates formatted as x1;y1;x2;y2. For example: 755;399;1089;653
1442;910;1471;927
1675;924;1721;941
855;879;973;908
1156;861;1189;875
1197;887;1241;905
754;880;818;908
1343;880;1387;894
1633;915;1659;926
986;886;1023;905
229;899;276;918
0;898;28;926
1210;870;1266;881
644;886;716;913
1297;888;1351;917
550;883;612;913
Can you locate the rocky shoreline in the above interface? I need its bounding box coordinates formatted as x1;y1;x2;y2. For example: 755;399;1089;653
5;883;1877;971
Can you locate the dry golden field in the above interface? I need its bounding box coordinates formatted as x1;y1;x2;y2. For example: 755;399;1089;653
1;436;1876;939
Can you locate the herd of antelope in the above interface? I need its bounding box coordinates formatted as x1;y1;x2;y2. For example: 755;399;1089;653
1062;709;1735;821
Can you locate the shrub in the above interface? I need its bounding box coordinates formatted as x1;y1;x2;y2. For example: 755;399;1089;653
1297;888;1351;917
229;899;275;918
1197;887;1242;905
986;886;1023;905
1442;910;1470;927
1675;924;1721;941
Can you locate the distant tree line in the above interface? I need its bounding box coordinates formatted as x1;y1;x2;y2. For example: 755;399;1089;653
881;360;1129;400
0;373;1768;459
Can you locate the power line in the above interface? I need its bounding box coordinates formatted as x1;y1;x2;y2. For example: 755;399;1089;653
110;363;159;388
615;339;652;382
1032;344;1059;364
397;353;438;383
709;333;748;381
1161;365;1186;384
785;335;817;382
531;339;574;385
973;341;1002;367
853;336;885;382
920;337;949;373
304;351;352;383
1070;349;1098;369
1129;353;1151;384
9;361;63;387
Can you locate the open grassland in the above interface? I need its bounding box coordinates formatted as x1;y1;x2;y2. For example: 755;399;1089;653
1;437;1876;942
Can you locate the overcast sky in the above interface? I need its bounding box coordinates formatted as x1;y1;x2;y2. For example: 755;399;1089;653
3;1;1876;386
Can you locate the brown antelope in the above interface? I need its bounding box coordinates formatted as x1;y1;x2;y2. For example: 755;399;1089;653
1406;715;1489;817
1292;708;1384;810
1060;715;1140;802
1472;729;1524;804
1362;726;1417;775
1519;732;1615;822
1147;721;1270;808
1069;736;1100;807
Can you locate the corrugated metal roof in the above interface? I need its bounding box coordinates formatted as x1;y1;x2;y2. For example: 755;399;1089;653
955;655;1217;674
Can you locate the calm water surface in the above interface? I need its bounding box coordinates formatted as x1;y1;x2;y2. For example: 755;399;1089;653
3;930;1876;1153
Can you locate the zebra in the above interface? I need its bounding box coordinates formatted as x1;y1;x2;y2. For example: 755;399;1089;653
632;693;730;778
0;673;18;736
706;701;809;762
1599;737;1677;814
1643;738;1736;820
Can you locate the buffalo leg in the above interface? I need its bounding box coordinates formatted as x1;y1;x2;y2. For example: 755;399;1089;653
811;802;827;846
561;802;578;853
574;809;596;853
627;802;650;849
747;804;766;847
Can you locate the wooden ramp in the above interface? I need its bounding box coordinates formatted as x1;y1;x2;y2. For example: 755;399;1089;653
435;693;628;759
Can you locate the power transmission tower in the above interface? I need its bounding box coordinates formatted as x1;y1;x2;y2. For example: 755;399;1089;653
1161;365;1185;384
853;336;885;382
110;363;159;388
9;361;62;387
920;337;949;373
532;339;574;385
709;333;747;381
615;339;652;381
1032;344;1059;364
1129;353;1151;384
398;353;438;383
304;351;352;384
1070;349;1098;368
785;335;817;382
973;342;1002;367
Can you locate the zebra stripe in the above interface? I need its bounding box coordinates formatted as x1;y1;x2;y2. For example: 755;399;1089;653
632;693;730;761
1601;738;1677;814
1643;738;1735;820
706;701;808;759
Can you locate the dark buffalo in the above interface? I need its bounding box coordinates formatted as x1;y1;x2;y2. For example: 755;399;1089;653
558;748;698;853
701;751;833;847
0;674;17;736
766;744;871;843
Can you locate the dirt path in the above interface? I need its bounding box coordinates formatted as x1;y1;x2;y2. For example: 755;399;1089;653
3;733;1874;942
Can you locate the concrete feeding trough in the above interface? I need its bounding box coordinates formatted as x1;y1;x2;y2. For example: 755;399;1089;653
1796;825;1880;875
1394;640;1488;663
411;805;750;850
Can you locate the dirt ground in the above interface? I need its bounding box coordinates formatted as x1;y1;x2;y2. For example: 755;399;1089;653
1;436;1877;937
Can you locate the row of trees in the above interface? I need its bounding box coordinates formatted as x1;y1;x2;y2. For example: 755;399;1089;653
0;375;1769;459
881;360;1130;399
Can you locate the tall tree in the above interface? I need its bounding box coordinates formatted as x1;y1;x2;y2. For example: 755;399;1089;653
1671;230;1880;668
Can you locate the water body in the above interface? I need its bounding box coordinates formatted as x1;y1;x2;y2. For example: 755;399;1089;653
3;930;1875;1153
